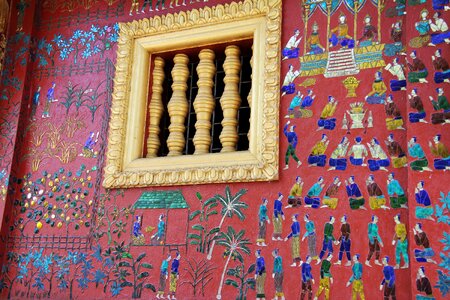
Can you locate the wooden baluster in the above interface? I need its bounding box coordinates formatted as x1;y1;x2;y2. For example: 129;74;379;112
167;54;189;156
193;49;216;154
146;57;165;157
219;45;241;153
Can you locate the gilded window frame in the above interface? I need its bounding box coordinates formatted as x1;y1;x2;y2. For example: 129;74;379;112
103;0;282;188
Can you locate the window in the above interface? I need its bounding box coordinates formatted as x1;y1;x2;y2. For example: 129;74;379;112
151;43;252;157
103;0;282;188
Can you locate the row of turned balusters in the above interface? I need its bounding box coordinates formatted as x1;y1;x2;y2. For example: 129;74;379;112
146;45;251;157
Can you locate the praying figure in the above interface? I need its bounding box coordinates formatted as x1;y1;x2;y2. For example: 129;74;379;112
429;133;450;170
365;71;387;104
282;29;302;60
385;57;407;91
385;134;408;168
345;176;367;210
385;95;405;130
384;20;404;57
387;173;408;209
357;15;378;47
367;174;390;210
428;12;450;46
408;137;432;172
413;223;437;264
430;87;450;125
328;137;349;171
321;177;341;210
367;137;390;172
318;96;338;130
329;13;355;49
283;121;302;170
348;137;368;167
408;88;428;123
304;177;324;209
414;181;435;221
432;49;450;83
306;22;325;55
346;254;365;300
308;134;329;167
392;214;409;269
407;51;429;83
281;64;300;96
379;256;396;300
365;215;384;267
286;91;303;118
286;176;303;208
411;9;431;48
416;267;434;298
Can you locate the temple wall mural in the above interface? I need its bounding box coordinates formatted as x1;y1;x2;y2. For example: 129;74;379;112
0;0;448;299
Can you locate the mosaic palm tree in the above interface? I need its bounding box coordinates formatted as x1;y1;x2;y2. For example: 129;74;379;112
207;186;248;260
215;226;251;300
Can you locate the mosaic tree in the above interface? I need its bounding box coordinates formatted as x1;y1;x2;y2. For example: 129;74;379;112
188;191;220;254
215;226;251;300
53;24;119;64
225;262;256;300
207;186;248;260
435;192;450;296
100;242;156;298
180;258;217;296
0;252;21;299
10;164;97;235
55;251;93;300
92;189;134;245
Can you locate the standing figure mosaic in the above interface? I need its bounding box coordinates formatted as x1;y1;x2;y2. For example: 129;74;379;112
366;215;383;267
255;249;267;300
257;198;270;246
284;214;301;266
272;193;285;241
272;249;285;300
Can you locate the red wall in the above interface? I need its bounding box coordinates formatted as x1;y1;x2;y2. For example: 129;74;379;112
0;0;449;299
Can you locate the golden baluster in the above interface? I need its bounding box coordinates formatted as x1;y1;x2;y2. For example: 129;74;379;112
219;45;241;153
247;47;253;141
193;49;216;154
167;54;189;156
146;57;165;158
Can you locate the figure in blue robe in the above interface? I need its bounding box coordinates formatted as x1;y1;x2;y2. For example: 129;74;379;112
414;182;435;221
304;177;324;209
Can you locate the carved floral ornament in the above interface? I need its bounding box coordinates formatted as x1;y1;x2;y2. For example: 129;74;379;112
104;0;282;188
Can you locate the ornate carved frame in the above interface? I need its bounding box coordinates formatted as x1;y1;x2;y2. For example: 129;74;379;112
103;0;282;188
